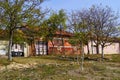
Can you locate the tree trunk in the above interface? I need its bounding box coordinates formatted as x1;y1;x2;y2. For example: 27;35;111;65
38;41;40;55
8;30;13;61
96;44;99;54
61;37;65;55
76;47;79;64
32;40;36;56
77;54;79;64
87;43;90;54
80;42;84;71
29;38;36;56
51;40;55;54
119;42;120;54
91;40;94;54
101;45;104;60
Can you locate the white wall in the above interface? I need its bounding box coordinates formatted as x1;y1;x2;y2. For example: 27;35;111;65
0;41;9;55
0;40;29;57
24;42;29;57
84;41;120;54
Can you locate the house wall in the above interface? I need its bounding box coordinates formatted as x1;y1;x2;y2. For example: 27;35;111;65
48;37;76;55
1;39;119;56
84;41;120;54
29;42;36;56
0;40;29;57
24;42;30;57
103;43;120;54
0;41;9;55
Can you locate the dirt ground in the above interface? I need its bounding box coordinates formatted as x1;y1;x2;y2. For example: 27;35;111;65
0;55;120;80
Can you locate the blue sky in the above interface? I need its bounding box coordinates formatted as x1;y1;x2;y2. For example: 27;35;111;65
41;0;120;12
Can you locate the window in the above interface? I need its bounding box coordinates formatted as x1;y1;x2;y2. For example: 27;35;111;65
54;38;62;46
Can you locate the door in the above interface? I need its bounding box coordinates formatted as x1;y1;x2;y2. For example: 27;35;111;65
35;41;48;55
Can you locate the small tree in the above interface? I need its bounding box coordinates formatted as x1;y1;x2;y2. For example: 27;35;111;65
41;9;67;54
68;11;89;71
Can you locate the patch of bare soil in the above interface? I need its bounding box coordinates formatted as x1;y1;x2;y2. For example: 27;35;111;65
68;68;97;80
0;62;37;71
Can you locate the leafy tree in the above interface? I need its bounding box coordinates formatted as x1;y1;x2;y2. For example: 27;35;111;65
0;0;48;61
41;9;67;54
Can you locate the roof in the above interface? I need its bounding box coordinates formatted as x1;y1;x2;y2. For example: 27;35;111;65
55;30;73;37
22;26;73;37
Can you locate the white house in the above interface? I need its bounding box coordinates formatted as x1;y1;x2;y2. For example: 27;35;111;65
0;40;29;57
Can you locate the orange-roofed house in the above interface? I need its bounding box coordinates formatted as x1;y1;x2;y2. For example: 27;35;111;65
33;30;77;56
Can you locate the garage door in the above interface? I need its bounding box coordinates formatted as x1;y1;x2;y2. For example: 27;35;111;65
11;44;24;57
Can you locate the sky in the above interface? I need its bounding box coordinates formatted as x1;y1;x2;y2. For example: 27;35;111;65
41;0;120;12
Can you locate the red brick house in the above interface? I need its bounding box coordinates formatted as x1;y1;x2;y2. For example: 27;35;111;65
48;30;75;55
30;30;76;56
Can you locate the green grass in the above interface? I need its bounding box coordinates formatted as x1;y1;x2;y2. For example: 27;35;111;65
110;54;120;62
0;58;11;66
0;54;120;80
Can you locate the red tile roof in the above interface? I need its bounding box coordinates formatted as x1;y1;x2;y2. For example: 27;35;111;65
55;30;73;37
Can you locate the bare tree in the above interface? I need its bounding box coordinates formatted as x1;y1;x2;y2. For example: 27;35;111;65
88;5;119;58
68;11;89;71
68;4;119;69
